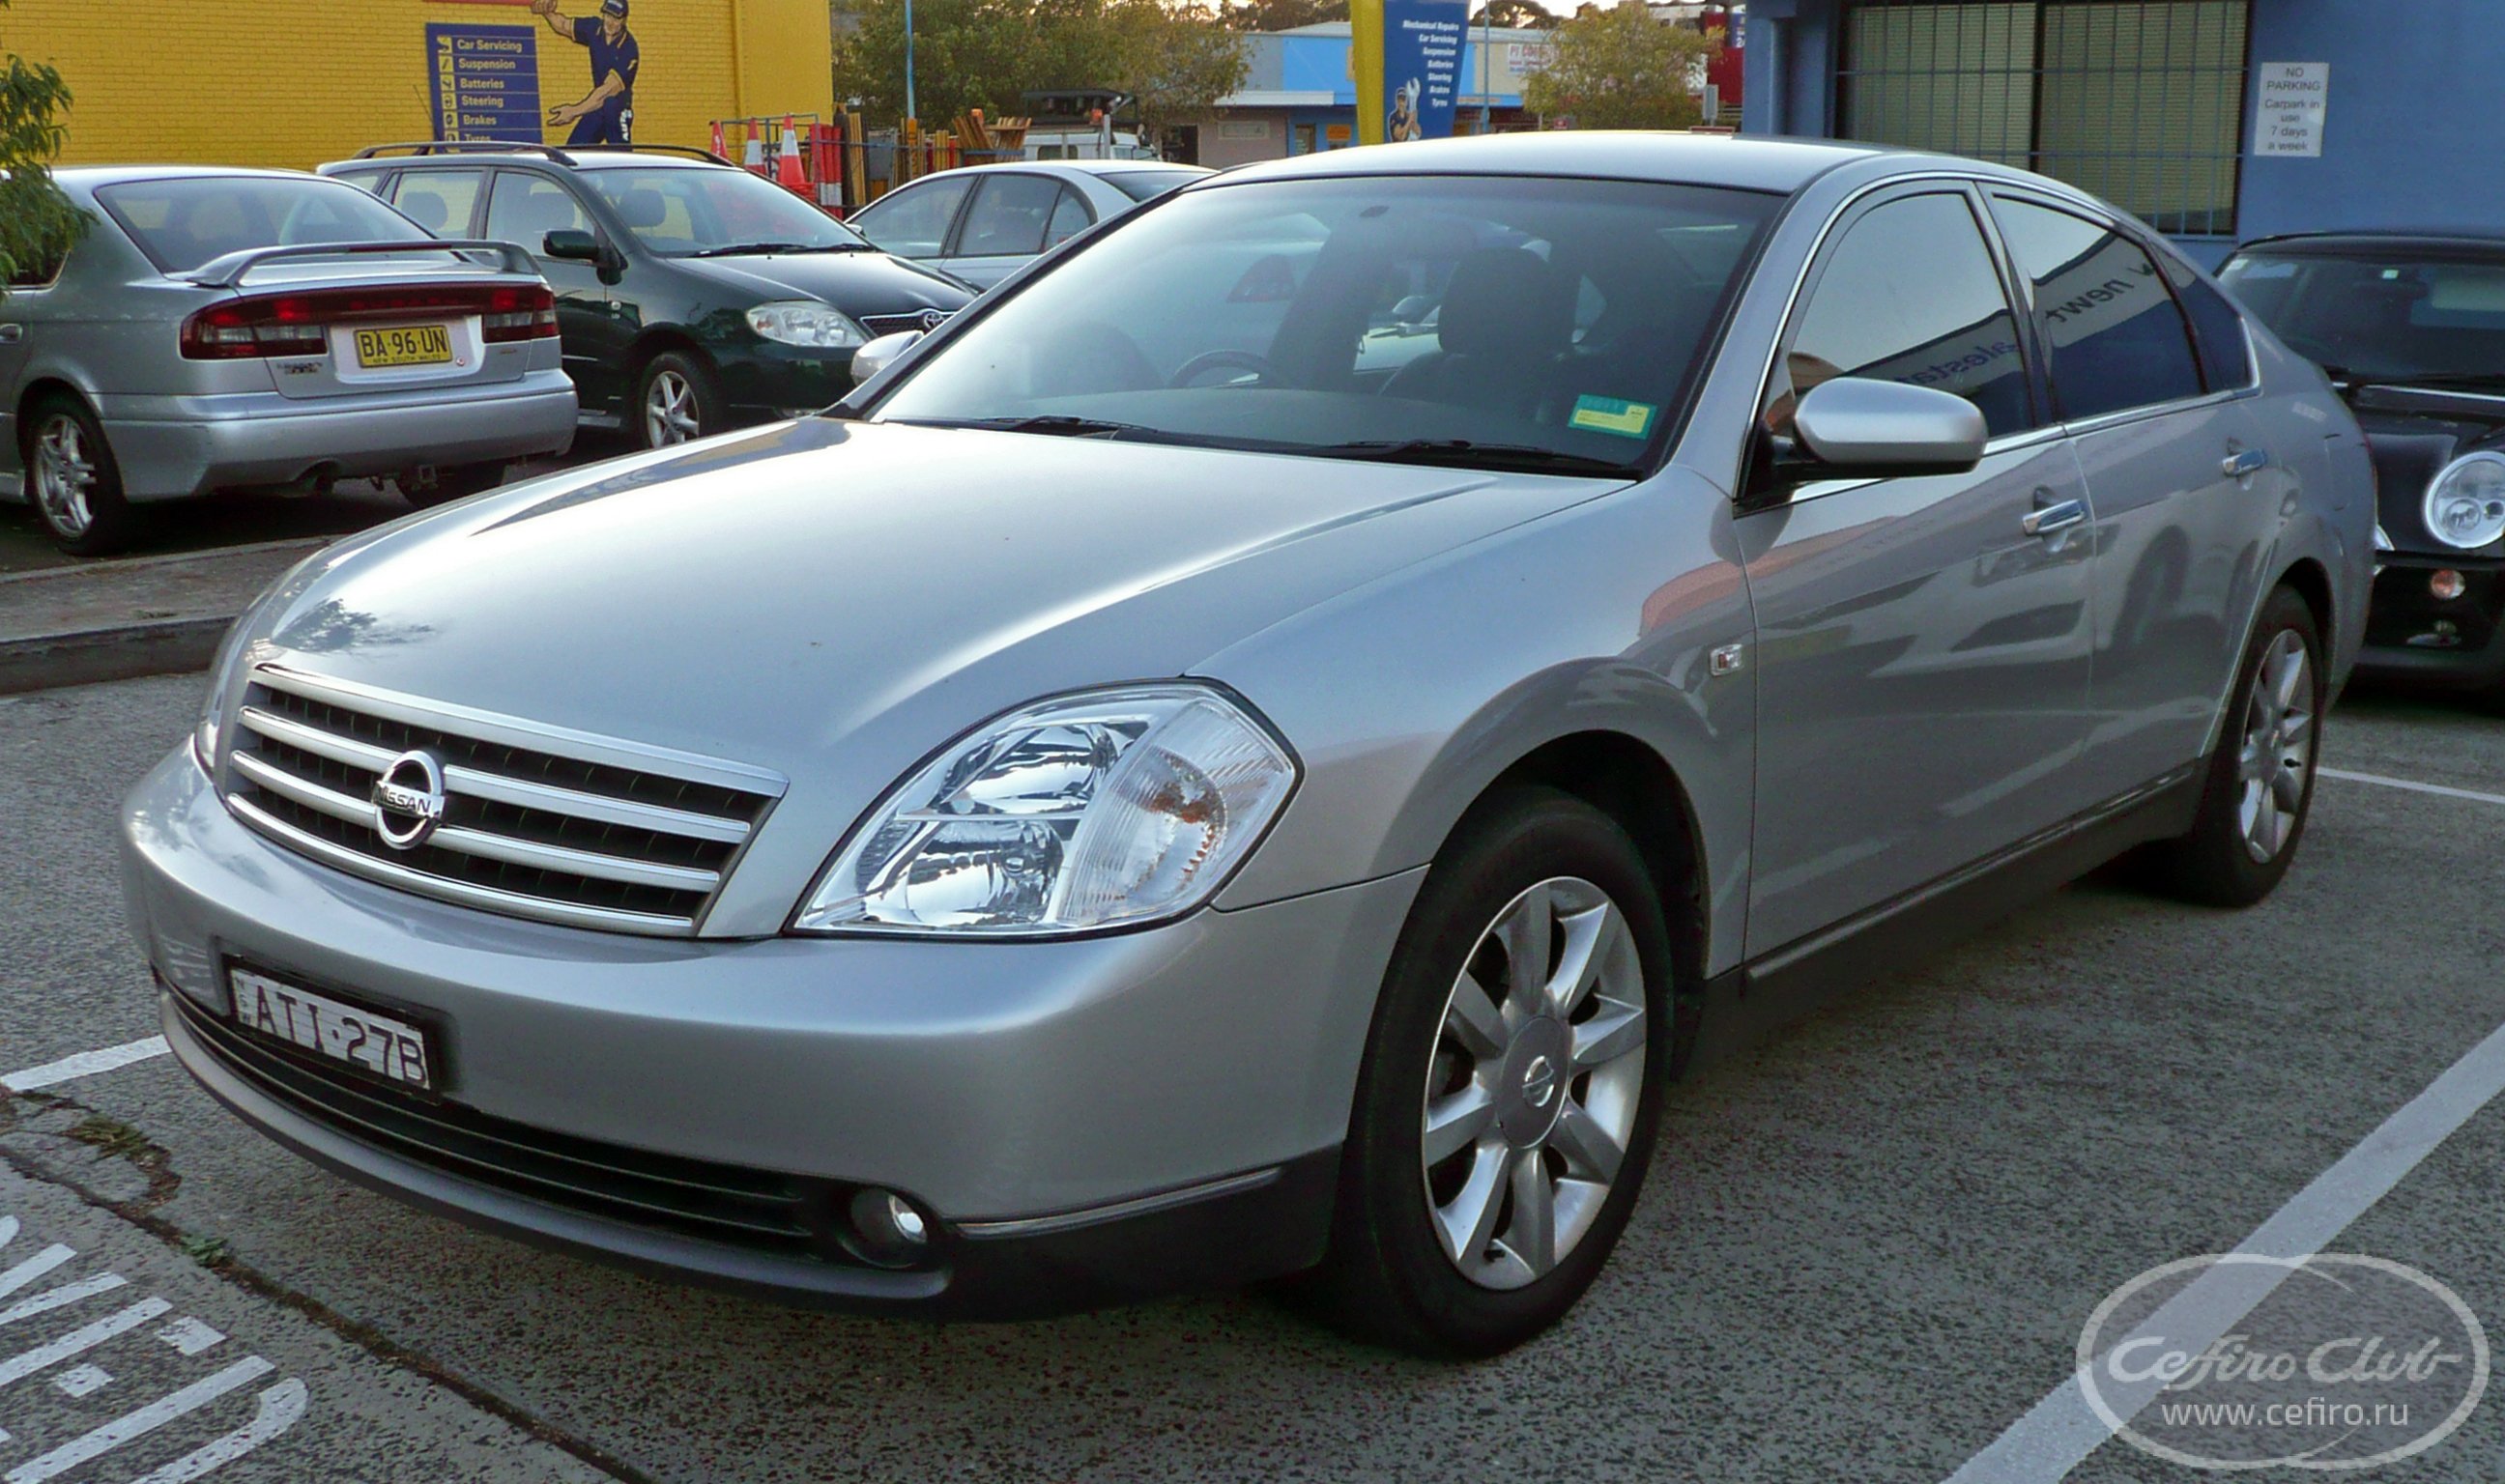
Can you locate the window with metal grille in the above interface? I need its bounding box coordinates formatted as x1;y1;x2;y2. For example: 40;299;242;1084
1837;1;2249;237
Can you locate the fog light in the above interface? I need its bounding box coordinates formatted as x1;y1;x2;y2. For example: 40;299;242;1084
844;1188;931;1269
2431;569;2467;601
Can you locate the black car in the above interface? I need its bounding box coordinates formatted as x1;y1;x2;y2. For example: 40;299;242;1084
321;143;972;449
2222;233;2505;702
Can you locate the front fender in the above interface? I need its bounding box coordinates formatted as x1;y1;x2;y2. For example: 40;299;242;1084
1199;471;1759;978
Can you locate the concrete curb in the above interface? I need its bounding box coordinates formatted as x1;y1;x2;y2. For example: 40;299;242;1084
0;614;235;696
0;537;328;697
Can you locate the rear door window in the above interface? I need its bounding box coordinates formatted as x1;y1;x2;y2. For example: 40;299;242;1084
389;170;486;239
1775;190;2035;438
1990;196;2205;420
957;174;1062;258
1046;186;1094;249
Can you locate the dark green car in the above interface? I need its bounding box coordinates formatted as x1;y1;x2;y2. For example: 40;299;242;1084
321;144;972;448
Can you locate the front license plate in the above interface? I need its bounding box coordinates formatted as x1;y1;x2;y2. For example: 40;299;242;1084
228;968;434;1091
353;324;453;369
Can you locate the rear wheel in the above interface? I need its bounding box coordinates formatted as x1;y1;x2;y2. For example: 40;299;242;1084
1313;787;1672;1358
633;352;719;449
2136;585;2324;906
23;395;137;556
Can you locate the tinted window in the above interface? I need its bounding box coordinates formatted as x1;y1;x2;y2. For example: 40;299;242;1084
1776;191;2032;438
1105;169;1204;203
2162;258;2253;390
1047;186;1093;248
94;177;429;273
2220;248;2505;386
876;175;1781;475
1992;196;2203;420
389;170;485;238
958;175;1062;258
850;177;972;258
580;167;863;255
485;174;595;258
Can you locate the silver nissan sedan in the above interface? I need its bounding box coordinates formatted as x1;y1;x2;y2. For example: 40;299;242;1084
121;134;2373;1357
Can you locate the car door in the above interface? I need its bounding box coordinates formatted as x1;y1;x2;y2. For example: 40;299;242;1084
1987;192;2271;805
485;169;625;414
849;175;975;268
1738;186;2101;957
0;250;56;493
942;173;1065;290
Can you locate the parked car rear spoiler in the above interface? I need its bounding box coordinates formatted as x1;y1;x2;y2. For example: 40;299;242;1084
182;240;539;289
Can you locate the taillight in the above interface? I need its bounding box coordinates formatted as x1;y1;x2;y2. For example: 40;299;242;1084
480;284;559;344
179;283;560;359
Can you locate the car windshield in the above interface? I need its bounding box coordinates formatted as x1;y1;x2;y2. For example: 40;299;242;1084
94;176;430;273
583;166;868;256
2222;247;2505;386
1104;169;1206;203
873;174;1781;473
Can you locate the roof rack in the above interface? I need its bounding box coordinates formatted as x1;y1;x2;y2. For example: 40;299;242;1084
353;141;578;163
567;143;738;167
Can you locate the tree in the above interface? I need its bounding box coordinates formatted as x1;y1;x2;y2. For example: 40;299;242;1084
1109;0;1250;141
0;0;82;295
833;0;1243;141
1520;1;1715;130
1468;0;1555;30
1217;0;1346;31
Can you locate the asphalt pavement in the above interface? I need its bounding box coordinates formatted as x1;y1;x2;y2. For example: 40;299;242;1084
3;674;2503;1483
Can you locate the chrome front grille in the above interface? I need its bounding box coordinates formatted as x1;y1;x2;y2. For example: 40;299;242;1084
218;665;783;936
859;311;953;338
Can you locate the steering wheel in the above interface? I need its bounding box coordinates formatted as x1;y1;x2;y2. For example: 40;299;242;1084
1169;350;1274;388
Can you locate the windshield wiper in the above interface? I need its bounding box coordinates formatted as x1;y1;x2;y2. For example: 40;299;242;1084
899;414;1184;442
2376;371;2505;392
683;242;868;258
1302;439;1633;476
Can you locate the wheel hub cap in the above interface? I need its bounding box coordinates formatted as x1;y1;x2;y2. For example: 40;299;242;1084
1496;1019;1570;1145
2233;630;2314;865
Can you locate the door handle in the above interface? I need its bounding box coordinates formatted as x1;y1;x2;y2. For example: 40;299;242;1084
0;325;22;343
2023;499;2088;538
2222;446;2268;478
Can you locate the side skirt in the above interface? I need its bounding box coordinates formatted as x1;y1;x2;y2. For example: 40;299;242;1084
1684;769;2203;1075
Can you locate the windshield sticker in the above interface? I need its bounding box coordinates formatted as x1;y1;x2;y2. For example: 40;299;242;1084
1569;395;1658;439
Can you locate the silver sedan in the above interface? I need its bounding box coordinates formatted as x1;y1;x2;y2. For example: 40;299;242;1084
0;167;576;555
122;134;2371;1356
845;158;1214;289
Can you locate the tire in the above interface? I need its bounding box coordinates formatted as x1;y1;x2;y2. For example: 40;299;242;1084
632;351;720;450
400;461;508;508
21;394;137;556
2136;585;2325;907
1311;786;1674;1358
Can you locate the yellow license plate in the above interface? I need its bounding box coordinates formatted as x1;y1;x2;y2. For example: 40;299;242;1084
353;324;453;369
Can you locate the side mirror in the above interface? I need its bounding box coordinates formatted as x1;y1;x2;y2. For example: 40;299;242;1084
1783;377;1987;482
850;329;924;385
542;229;603;263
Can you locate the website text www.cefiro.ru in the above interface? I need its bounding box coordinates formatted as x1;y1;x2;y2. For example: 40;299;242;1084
2154;1399;2414;1430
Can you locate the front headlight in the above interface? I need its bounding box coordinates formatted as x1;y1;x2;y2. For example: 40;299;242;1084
746;300;867;350
792;685;1298;936
192;590;281;771
2424;451;2505;550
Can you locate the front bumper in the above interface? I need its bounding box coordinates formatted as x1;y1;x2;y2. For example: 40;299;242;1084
2355;552;2505;691
120;747;1418;1314
97;374;579;501
713;341;857;422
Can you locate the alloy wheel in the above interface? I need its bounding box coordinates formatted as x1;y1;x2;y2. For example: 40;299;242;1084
1421;876;1647;1291
2235;629;2315;864
31;414;97;539
643;370;701;445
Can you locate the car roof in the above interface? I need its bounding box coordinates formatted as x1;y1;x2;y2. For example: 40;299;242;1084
894;159;1212;184
326;148;728;173
1217;131;1896;195
2231;231;2505;259
55;164;331;187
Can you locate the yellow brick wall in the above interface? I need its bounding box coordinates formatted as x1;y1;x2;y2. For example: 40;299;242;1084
8;0;832;172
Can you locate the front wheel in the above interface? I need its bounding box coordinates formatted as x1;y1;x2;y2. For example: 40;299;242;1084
2135;585;2325;906
1313;787;1672;1358
633;352;719;450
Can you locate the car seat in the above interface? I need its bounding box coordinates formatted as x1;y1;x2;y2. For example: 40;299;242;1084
1381;246;1575;421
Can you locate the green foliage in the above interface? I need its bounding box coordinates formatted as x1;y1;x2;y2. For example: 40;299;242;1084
832;0;1246;141
1521;1;1714;130
1468;0;1555;30
0;0;85;294
1217;0;1346;30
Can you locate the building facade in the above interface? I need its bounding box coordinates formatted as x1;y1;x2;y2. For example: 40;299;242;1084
13;0;834;172
1741;1;2501;267
1179;22;1556;169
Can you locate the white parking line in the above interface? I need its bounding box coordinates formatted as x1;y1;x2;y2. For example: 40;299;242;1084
0;1039;169;1096
1944;1013;2505;1482
2319;765;2505;809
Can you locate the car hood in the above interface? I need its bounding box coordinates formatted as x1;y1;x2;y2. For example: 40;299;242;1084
2347;387;2505;556
242;419;1627;933
675;249;974;312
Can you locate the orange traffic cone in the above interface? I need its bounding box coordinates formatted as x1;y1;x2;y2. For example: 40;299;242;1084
742;128;767;174
776;116;808;192
710;120;728;160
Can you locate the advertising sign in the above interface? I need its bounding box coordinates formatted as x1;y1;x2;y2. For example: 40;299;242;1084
1352;0;1469;145
426;24;543;143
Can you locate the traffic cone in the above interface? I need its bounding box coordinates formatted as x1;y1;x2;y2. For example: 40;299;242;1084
710;120;728;160
742;128;766;174
776;117;807;192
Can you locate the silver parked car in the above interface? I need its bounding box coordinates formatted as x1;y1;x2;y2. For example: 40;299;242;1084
0;167;576;555
122;135;2371;1356
845;159;1214;289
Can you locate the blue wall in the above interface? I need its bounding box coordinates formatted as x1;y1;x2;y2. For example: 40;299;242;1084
1740;1;2505;264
